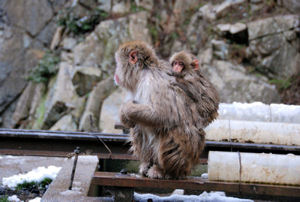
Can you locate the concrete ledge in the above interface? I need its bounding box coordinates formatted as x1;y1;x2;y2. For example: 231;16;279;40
42;155;105;202
208;151;300;185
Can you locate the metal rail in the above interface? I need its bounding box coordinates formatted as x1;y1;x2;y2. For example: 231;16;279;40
1;128;300;200
1;128;300;159
0;128;131;159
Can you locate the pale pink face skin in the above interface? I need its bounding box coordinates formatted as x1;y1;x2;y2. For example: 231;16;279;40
172;60;185;73
114;52;123;86
114;74;120;85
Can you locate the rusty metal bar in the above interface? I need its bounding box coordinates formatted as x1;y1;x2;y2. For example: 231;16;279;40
92;172;300;199
1;128;300;158
0;128;131;159
0;128;128;141
205;140;300;153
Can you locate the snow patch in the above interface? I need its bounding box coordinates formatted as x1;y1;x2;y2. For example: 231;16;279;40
2;166;61;189
28;197;41;202
60;187;82;196
4;155;19;159
130;173;142;178
7;195;21;202
201;173;208;179
72;181;81;187
134;191;253;202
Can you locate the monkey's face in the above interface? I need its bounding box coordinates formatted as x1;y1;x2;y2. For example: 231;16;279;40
171;60;185;73
114;41;159;91
170;51;199;75
114;48;140;91
114;50;127;86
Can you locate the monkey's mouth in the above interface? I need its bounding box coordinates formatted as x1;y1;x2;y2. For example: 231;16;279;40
114;74;120;86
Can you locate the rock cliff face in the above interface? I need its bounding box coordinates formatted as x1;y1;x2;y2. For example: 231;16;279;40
0;0;299;131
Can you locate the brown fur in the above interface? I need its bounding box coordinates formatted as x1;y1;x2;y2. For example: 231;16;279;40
169;51;220;128
114;41;205;179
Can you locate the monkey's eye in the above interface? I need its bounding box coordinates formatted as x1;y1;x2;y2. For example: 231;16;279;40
179;62;185;67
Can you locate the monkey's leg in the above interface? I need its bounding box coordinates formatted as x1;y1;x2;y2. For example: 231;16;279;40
130;126;154;176
157;129;205;178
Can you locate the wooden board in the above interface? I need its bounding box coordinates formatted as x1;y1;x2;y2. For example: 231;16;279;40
92;171;300;198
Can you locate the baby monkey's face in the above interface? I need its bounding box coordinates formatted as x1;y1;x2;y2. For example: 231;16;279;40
170;51;199;75
171;60;185;73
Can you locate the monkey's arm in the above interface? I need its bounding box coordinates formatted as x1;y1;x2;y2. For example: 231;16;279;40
120;101;164;127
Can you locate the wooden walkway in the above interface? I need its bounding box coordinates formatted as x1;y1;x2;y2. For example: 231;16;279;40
91;171;300;201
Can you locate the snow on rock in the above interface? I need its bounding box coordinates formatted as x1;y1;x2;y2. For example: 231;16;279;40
218;102;271;122
270;104;300;123
7;195;21;202
134;191;253;202
218;102;300;124
28;197;41;202
2;166;61;189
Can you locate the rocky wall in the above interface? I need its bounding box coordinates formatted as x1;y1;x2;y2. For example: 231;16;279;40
0;0;299;131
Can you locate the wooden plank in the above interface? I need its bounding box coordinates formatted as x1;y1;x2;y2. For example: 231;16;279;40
92;172;300;198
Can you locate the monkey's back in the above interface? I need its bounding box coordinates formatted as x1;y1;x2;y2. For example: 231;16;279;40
135;68;199;129
173;70;220;128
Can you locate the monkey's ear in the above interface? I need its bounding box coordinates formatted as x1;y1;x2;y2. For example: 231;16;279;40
129;51;138;64
191;59;199;70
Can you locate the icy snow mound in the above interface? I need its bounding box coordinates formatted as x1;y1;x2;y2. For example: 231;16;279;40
134;191;253;202
2;166;61;189
29;197;41;202
7;195;21;202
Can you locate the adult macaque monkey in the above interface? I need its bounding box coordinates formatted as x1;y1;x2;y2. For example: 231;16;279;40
114;41;205;179
169;51;219;127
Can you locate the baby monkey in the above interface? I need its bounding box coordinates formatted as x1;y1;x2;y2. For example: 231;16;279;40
170;51;199;75
169;51;219;128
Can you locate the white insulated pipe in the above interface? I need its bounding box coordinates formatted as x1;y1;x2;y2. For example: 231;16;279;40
205;120;300;146
208;151;300;185
218;102;300;124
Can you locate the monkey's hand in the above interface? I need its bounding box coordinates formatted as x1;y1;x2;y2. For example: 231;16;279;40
121;101;163;127
120;101;137;128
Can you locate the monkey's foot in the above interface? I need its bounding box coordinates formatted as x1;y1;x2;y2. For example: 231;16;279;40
147;165;163;179
139;162;150;177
